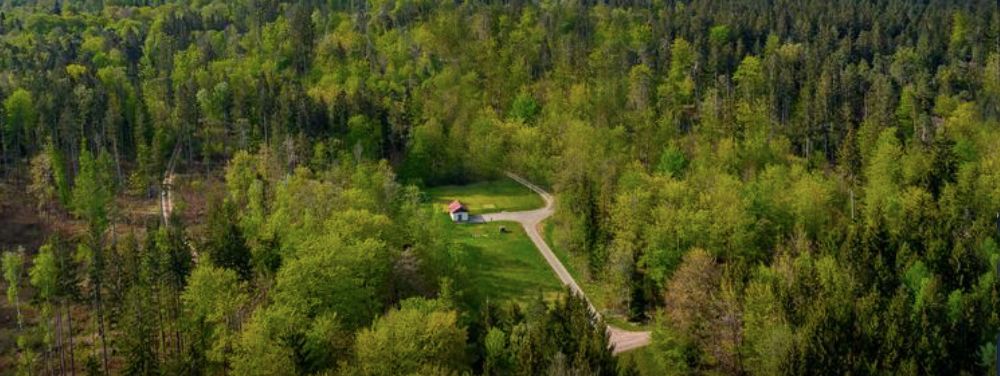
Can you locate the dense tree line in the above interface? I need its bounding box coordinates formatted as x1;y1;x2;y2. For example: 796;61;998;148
0;0;998;374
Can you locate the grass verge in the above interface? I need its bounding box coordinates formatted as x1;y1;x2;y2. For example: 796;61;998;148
542;221;652;331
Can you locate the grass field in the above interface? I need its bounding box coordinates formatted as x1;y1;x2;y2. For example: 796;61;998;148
426;178;544;214
451;221;564;304
426;179;561;305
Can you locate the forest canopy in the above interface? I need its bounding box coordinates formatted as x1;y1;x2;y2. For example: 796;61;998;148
0;0;998;375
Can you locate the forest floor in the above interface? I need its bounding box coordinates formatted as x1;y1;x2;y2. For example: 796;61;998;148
0;167;214;375
0;183;51;252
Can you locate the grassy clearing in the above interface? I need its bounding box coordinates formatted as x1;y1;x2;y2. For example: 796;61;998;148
427;180;559;305
426;178;544;214
451;221;564;305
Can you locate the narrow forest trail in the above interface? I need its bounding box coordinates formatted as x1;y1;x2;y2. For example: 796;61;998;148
159;143;199;263
160;171;174;225
160;143;181;225
480;173;652;354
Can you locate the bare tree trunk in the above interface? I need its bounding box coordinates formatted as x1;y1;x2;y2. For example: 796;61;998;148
56;308;66;375
44;343;54;376
153;283;166;363
97;302;110;375
174;291;183;356
850;188;856;221
1;129;6;176
12;291;22;332
111;134;124;187
65;299;77;376
93;276;110;375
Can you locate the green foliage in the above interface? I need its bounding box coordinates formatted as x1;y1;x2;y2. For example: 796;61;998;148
979;341;997;375
3;89;35;153
474;292;622;375
231;307;298;376
347;114;383;160
709;25;731;45
204;198;252;280
353;297;467;375
28;148;58;214
650;317;694;376
274;235;389;328
71;147;113;236
904;261;931;294
656;145;687;178
29;245;58;301
664;38;696;107
483;327;508;374
0;1;998;374
863;128;904;231
510;91;541;123
182;265;247;370
734;56;765;101
2;249;24;329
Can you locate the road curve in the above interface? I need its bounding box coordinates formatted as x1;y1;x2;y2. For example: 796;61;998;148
479;173;651;354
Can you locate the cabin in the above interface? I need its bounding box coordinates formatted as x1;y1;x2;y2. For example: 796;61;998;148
448;200;469;222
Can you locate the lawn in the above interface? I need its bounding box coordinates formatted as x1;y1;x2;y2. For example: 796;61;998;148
426;178;544;214
451;221;564;304
427;178;560;305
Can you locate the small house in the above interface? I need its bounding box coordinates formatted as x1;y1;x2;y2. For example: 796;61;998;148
448;200;469;222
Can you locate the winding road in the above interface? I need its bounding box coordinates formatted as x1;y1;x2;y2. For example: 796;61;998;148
478;173;652;354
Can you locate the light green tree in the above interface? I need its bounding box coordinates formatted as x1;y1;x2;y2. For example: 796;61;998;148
3;248;36;374
71;146;113;236
3;89;35;158
182;264;248;372
3;248;24;330
30;244;59;373
353;297;467;375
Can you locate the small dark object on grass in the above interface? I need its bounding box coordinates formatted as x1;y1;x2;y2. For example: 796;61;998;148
499;226;509;233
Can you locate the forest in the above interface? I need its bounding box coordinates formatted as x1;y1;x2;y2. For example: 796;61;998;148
0;0;999;374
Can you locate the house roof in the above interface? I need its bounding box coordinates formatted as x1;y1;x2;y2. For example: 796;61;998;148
448;200;468;213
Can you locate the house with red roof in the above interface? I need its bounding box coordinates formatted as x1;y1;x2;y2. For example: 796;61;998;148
448;200;469;222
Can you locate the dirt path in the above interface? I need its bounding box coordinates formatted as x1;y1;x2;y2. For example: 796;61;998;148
158;142;201;262
161;143;180;225
161;172;173;224
479;173;651;354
